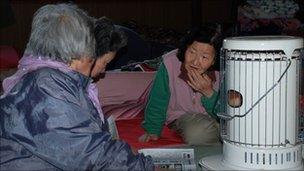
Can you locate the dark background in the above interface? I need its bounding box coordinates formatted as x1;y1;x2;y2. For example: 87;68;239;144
0;0;237;54
0;0;302;70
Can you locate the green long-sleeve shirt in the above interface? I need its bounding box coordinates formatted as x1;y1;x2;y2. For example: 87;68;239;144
142;63;219;136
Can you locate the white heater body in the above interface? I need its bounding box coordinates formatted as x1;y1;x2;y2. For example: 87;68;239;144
200;36;303;170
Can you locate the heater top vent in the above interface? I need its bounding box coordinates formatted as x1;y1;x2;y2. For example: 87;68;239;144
223;36;303;58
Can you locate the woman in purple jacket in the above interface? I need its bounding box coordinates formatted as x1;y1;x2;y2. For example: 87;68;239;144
0;3;153;170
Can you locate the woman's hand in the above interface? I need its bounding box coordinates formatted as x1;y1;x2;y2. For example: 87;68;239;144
138;133;159;142
187;69;214;97
131;147;138;155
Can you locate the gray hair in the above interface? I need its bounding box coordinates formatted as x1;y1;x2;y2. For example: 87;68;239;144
24;3;96;63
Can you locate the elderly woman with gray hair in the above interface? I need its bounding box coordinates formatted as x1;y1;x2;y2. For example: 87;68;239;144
0;3;154;171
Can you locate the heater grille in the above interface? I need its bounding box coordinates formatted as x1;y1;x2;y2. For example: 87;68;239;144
218;49;303;147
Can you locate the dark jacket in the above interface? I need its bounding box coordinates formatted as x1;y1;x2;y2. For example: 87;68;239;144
0;67;154;171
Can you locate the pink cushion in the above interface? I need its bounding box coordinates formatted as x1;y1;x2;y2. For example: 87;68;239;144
97;72;156;120
0;46;20;69
97;72;155;106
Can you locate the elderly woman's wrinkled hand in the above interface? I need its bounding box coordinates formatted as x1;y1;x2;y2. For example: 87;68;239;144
138;133;159;142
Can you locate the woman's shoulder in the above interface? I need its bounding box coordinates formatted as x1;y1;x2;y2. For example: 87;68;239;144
162;49;180;66
31;67;64;76
31;67;80;80
28;67;79;87
162;49;178;60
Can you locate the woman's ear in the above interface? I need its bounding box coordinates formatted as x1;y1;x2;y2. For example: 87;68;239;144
70;57;95;76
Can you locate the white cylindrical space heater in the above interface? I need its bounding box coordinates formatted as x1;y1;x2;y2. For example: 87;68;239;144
200;36;303;170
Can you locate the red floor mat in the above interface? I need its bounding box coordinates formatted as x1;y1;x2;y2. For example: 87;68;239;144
116;117;185;150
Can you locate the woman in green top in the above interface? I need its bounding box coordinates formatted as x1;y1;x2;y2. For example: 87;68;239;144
139;25;223;145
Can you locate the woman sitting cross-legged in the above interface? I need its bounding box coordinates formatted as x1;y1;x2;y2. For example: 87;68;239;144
139;25;223;145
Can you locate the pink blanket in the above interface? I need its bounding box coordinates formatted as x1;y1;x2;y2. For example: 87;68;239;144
96;72;155;120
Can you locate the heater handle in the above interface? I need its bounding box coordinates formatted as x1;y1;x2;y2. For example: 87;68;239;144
218;59;292;121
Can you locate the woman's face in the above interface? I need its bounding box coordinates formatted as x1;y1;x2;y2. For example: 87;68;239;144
91;52;116;78
184;41;215;74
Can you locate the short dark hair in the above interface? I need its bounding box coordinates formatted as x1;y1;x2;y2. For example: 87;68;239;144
94;17;127;57
177;24;222;62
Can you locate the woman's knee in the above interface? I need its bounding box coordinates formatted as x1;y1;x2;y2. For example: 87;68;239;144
181;114;220;145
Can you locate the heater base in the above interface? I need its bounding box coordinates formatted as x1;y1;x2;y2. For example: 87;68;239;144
199;154;304;170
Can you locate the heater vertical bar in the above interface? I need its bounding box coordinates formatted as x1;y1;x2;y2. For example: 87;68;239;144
226;52;229;140
295;58;298;143
258;53;261;146
223;50;228;139
299;55;302;141
233;53;236;143
245;54;248;146
272;58;275;147
251;57;254;146
265;55;268;147
285;59;288;145
224;51;228;140
279;60;282;144
220;51;222;137
238;53;241;143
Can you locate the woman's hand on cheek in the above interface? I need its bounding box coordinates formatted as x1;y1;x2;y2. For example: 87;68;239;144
187;69;214;97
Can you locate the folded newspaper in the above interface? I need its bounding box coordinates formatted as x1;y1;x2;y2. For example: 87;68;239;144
138;148;196;171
